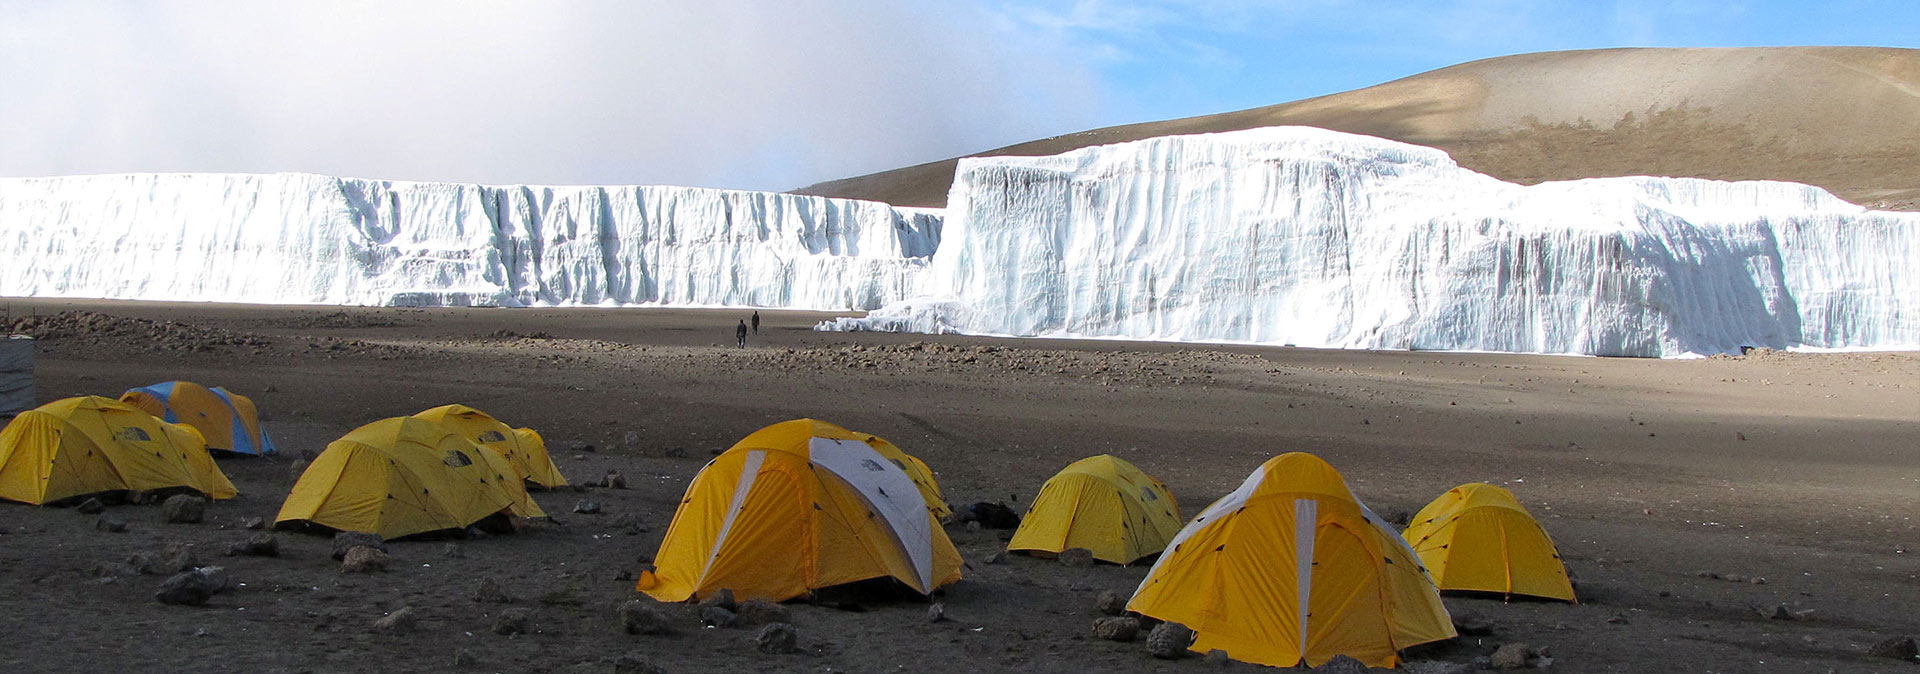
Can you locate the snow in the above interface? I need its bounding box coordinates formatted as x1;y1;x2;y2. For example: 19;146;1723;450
824;127;1919;357
0;173;940;309
1;127;1915;358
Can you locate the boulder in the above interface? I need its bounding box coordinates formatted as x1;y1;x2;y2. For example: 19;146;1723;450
735;599;790;625
696;588;736;612
157;543;199;574
700;606;738;628
95;514;127;533
1451;611;1495;636
573;500;602;515
161;494;207;524
472;577;512;603
442;543;466;559
1490;643;1531;669
927;603;948;623
1058;548;1095;568
618;600;671;635
154;569;219;606
372;606;418;633
492;607;532;635
1091;616;1140;642
76;497;105;514
980;550;1007;565
601;471;627;489
1867;636;1917;661
1094;589;1128;615
340;546;390;574
243;516;265;530
196;565;232;592
1147;622;1194;659
330;532;387;560
227;533;279;557
755;622;799;654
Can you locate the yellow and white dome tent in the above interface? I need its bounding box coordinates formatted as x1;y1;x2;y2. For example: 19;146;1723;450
1007;454;1182;564
637;419;962;603
1127;452;1455;668
413;404;567;488
276;416;546;540
0;396;235;505
852;431;951;519
1403;483;1576;602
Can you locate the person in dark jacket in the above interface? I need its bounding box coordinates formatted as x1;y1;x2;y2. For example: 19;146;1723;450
751;310;760;334
736;320;748;348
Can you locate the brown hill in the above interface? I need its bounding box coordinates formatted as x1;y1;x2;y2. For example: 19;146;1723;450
794;47;1920;211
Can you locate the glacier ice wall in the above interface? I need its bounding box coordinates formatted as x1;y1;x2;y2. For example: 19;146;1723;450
0;173;941;309
827;127;1918;357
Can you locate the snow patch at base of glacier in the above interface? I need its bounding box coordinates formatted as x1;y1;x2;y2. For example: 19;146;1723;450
821;126;1919;358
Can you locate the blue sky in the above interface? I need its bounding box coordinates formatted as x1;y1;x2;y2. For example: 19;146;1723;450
0;1;1914;191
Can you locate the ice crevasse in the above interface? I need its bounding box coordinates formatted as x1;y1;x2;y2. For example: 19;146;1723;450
826;127;1920;358
0;172;942;309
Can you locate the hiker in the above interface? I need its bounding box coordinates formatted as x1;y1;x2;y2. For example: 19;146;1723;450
736;320;748;348
751;310;760;334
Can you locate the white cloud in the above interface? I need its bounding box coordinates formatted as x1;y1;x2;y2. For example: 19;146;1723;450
0;1;1106;190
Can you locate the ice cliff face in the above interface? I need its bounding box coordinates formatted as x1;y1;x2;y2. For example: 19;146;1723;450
0;173;940;309
826;127;1918;357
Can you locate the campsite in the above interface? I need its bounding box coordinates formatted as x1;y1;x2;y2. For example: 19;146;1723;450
0;298;1913;673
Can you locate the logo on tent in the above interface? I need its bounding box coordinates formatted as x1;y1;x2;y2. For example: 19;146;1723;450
478;431;507;443
113;427;152;442
860;458;885;472
444;450;474;468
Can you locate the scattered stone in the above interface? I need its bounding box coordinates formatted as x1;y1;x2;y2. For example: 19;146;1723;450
663;447;689;458
701;606;738;628
227;533;279;557
1695;570;1721;580
1402;661;1476;674
196;565;232;592
1866;636;1917;661
734;599;790;625
154;569;219;606
1605;614;1630;625
1451;611;1495;636
492;608;531;635
619;600;671;635
1490;643;1531;669
601;471;627;489
1091;616;1140;642
452;649;477;668
980;550;1007;565
442;543;465;559
697;588;736;612
1769;604;1796;620
288;458;309;480
96;514;127;533
1095;589;1128;615
1723;574;1747;583
372;606;418;633
1381;509;1412;527
1205;649;1231;667
161;494;208;523
612;653;666;674
472;577;511;604
927;603;947;623
340;546;390;574
965;520;982;532
756;622;798;654
1315;655;1369;673
623;431;641;448
157;543;198;574
77;497;105;514
243;516;265;530
573;499;602;514
1058;547;1095;568
1146;621;1194;659
330;532;387;560
88;561;141;578
1749;576;1767;585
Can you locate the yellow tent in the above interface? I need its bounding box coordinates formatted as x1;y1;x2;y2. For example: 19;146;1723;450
120;380;278;456
0;396;237;504
276;416;546;540
854;432;951;519
1127;452;1455;668
412;404;567;488
1007;455;1182;564
637;419;963;603
1403;483;1576;602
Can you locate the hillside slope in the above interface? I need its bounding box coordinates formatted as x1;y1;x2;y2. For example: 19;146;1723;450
794;47;1920;210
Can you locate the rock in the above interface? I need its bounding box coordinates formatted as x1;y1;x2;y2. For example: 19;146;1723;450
735;599;790;625
1490;643;1531;669
697;588;736;612
1381;509;1412;526
1091;616;1140;642
1314;655;1369;673
755;622;798;654
1095;589;1128;616
1451;611;1495;636
96;514;127;533
601;472;626;489
1769;604;1797;620
492;607;531;635
623;431;641;448
372;606;418;633
573;499;602;514
927;603;947;623
340;546;389;573
980;550;1007;565
619;600;671;635
88;561;141;578
158;543;199;574
1403;661;1476;674
1058;547;1095;568
287;458;308;479
154;570;218;606
612;653;666;674
663;447;689;458
227;533;279;557
1146;621;1194;659
161;494;208;523
471;577;511;603
77;497;105;514
1866;636;1917;660
451;649;477;668
330;532;387;560
196;565;232;592
243;516;265;530
700;606;738;628
1205;649;1231;667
